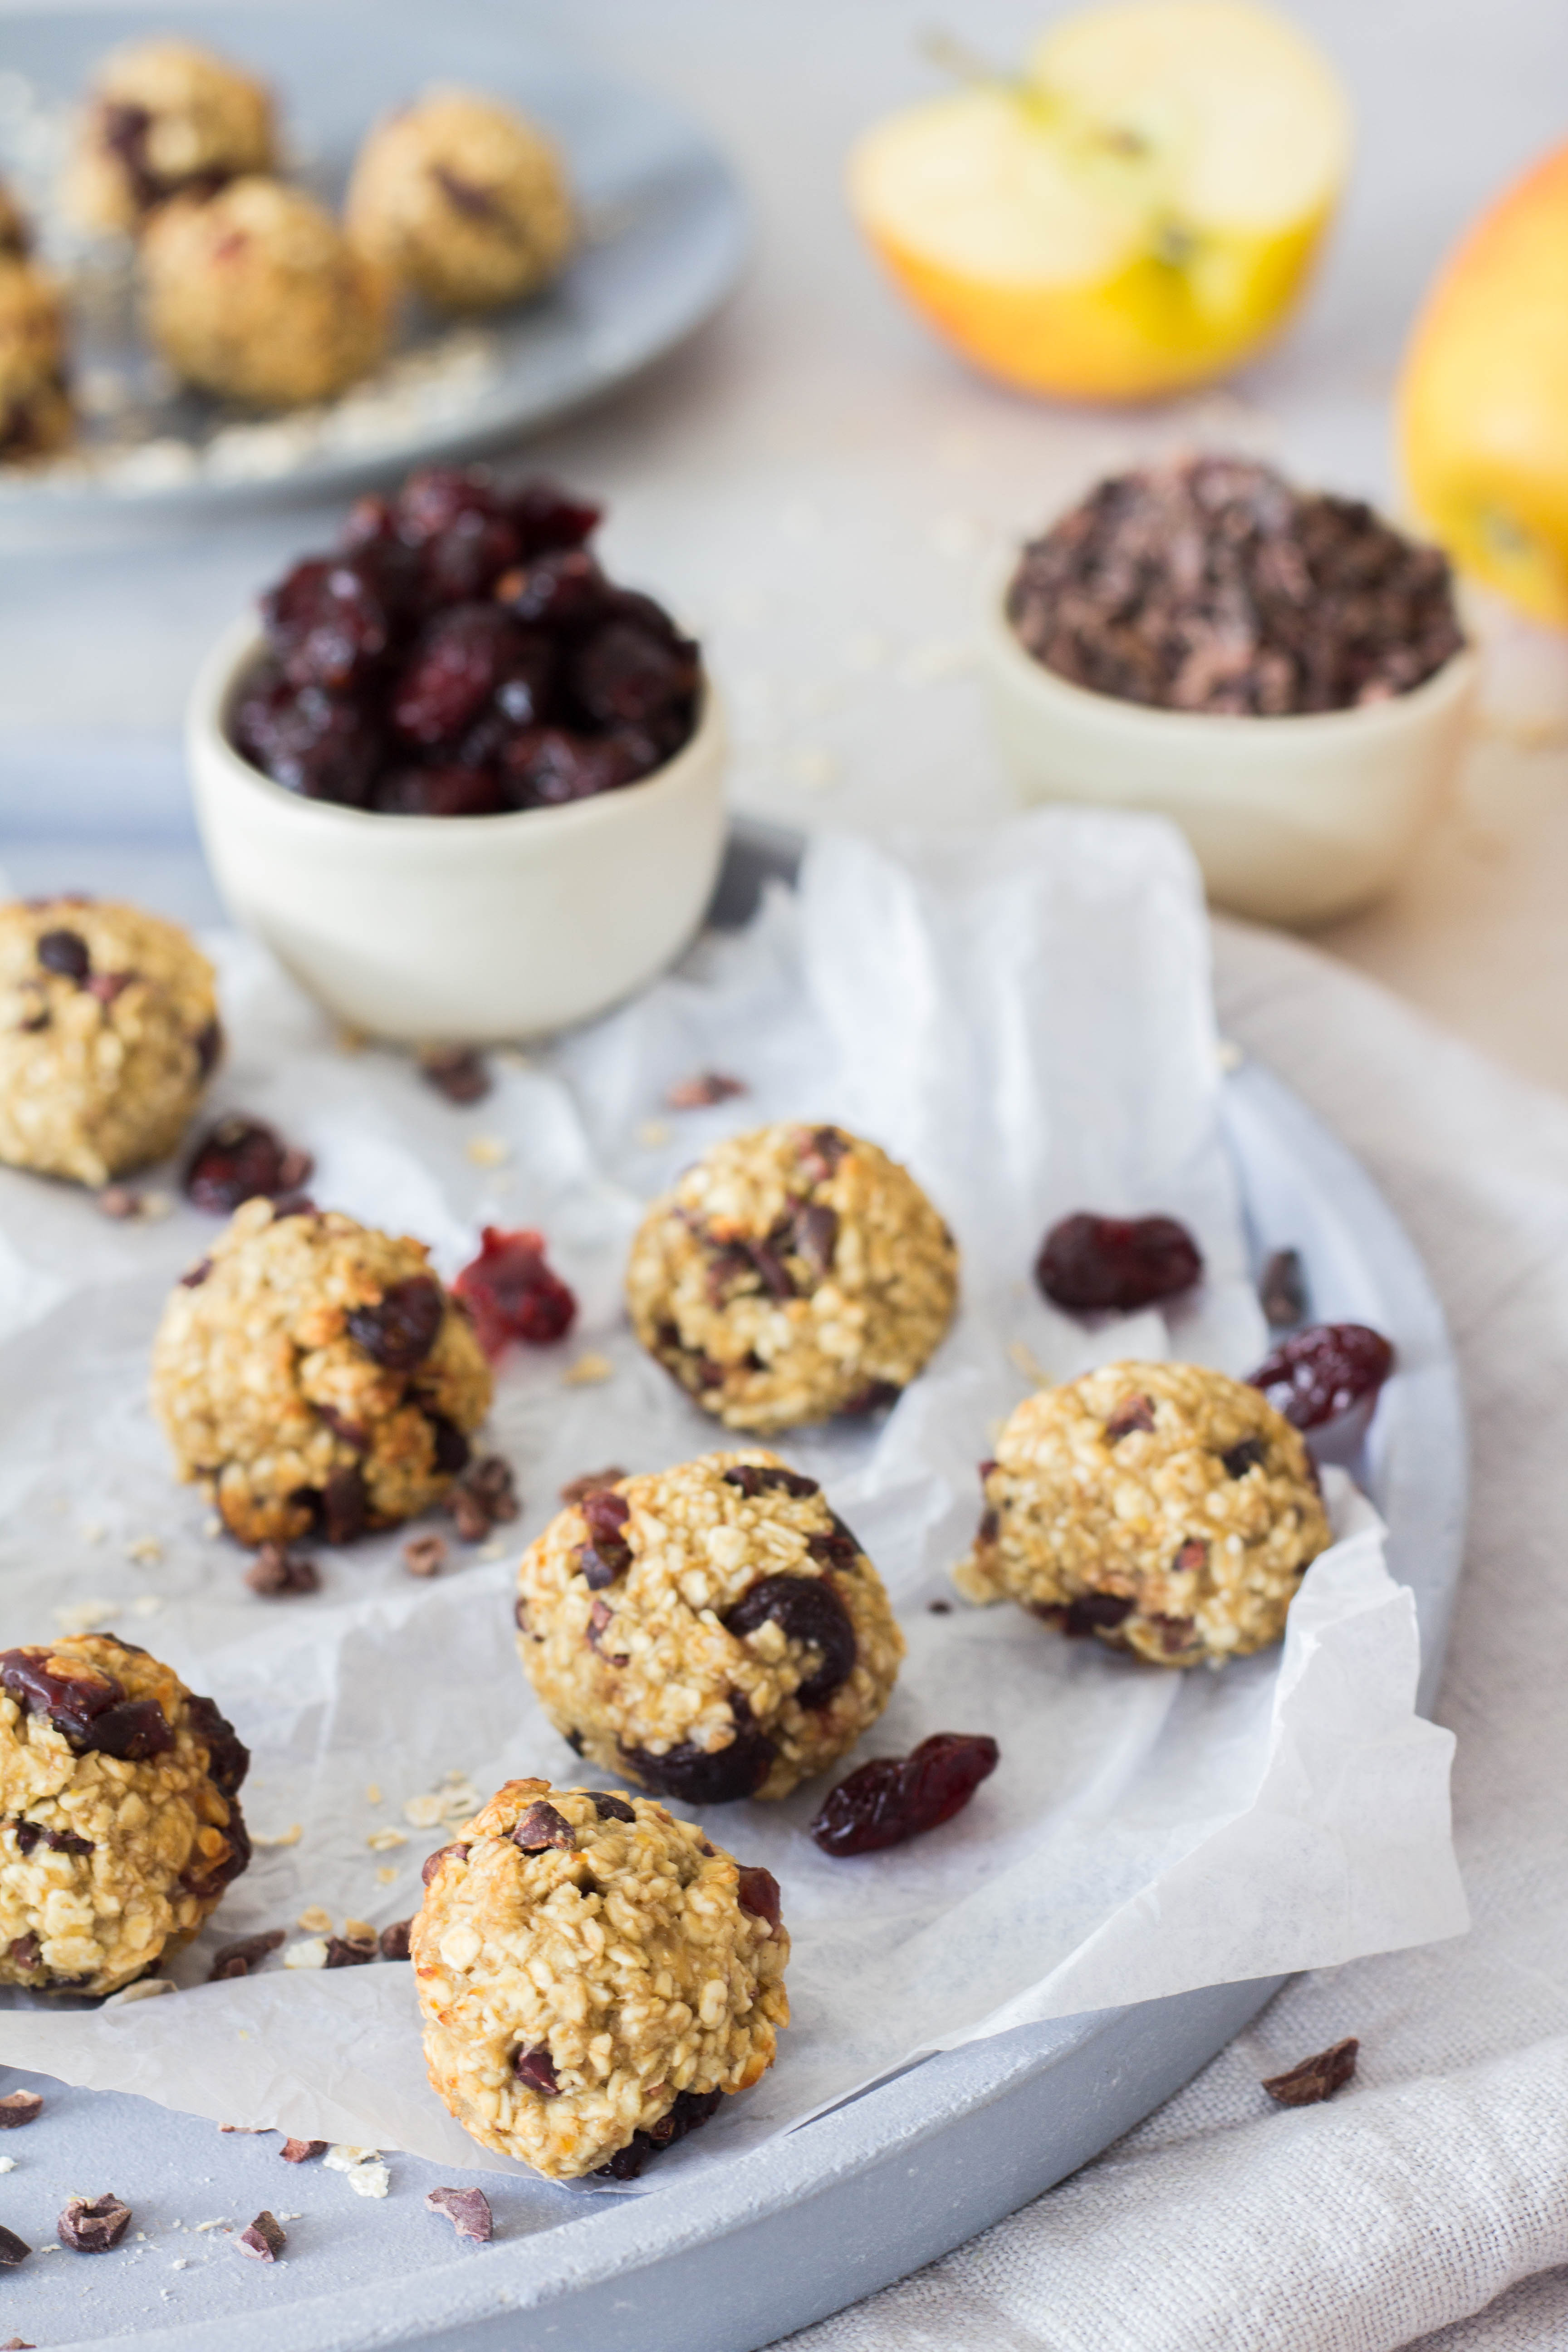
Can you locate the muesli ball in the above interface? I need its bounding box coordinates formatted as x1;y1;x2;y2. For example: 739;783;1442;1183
0;257;73;464
515;1451;905;1802
0;1633;250;1994
150;1198;492;1545
414;1777;789;2179
627;1122;959;1431
140;178;388;408
65;37;275;235
955;1359;1332;1666
346;88;574;313
0;897;219;1185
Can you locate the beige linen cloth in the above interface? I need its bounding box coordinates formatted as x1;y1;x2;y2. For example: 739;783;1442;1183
784;918;1568;2352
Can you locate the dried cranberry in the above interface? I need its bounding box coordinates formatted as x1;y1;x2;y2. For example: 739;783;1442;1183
593;2086;722;2180
1035;1213;1203;1313
13;1822;92;1856
1248;1323;1395;1430
321;1464;368;1545
0;1648;124;1746
568;620;699;728
735;1865;782;1933
262;557;398;692
183;1117;313;1215
509;478;601;554
811;1733;1000;1857
1221;1436;1267;1478
497;725;651;808
89;1699;175;1762
420;509;522;605
454;1227;576;1354
499;547;609;627
232;665;383;807
183;1692;250;1798
514;2045;560;2096
395;465;509;547
722;1465;820;1500
722;1574;856;1709
37;928;89;981
346;1274;444;1371
1060;1591;1134;1636
621;1697;775;1806
586;1596;629;1663
372;763;503;818
340;492;396;549
392;605;530;747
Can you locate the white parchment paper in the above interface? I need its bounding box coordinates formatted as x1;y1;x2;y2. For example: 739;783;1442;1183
0;808;1467;2182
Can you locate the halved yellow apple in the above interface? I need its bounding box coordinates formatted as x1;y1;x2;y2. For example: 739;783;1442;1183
848;0;1351;402
1399;143;1568;629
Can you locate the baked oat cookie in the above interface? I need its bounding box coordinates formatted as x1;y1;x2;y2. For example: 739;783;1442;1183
65;37;275;235
140;178;388;409
627;1123;958;1431
151;1198;492;1546
414;1777;788;2178
0;897;219;1184
955;1359;1332;1666
0;257;73;464
0;1633;250;1995
516;1451;904;1803
346;88;574;313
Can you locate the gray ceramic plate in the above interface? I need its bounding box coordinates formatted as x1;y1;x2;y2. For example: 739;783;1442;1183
0;819;1466;2352
0;0;747;514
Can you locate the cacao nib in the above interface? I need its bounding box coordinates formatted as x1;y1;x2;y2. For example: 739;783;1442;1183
594;2085;723;2180
9;1935;39;1971
1153;1615;1198;1654
443;1450;515;1536
1036;1212;1203;1314
586;1596;629;1664
0;2224;30;2267
511;1801;574;1854
402;1534;447;1578
810;1733;1000;1857
236;2210;285;2261
1105;1394;1157;1441
282;2136;328;2161
1262;2036;1358;2107
722;1465;821;1500
324;1936;374;1968
422;1843;467;1886
560;1465;627;1505
347;1274;444;1370
1249;1323;1395;1431
1062;1591;1134;1636
57;2192;132;2253
794;1203;838;1280
419;1047;491;1104
244;1543;320;1597
799;1127;849;1182
1221;1436;1267;1479
722;1574;856;1709
180;1257;213;1288
12;1821;92;1856
183;1117;313;1215
207;1929;284;1982
513;2044;559;2096
426;2184;493;2242
454;1226;576;1354
378;1920;412;1960
1260;1246;1309;1330
735;1865;782;1934
621;1700;775;1806
183;1692;250;1798
666;1070;746;1110
589;1792;636;1823
0;2091;42;2127
37;927;89;980
321;1463;368;1545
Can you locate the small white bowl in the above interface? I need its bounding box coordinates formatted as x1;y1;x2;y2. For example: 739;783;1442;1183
979;577;1478;927
186;617;729;1043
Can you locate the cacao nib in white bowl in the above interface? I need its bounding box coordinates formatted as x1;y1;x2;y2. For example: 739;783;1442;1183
980;457;1478;928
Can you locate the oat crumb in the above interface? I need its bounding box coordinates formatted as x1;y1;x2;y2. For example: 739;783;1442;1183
563;1352;613;1387
367;1825;408;1851
465;1136;509;1167
402;1793;445;1828
296;1906;333;1935
253;1824;303;1849
375;1866;397;1885
636;1119;671;1150
125;1536;164;1564
364;1782;382;1806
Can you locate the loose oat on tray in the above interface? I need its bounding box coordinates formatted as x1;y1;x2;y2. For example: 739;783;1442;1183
627;1122;958;1431
515;1451;905;1802
956;1360;1332;1666
150;1198;492;1545
414;1778;788;2179
0;1633;250;1995
0;897;220;1185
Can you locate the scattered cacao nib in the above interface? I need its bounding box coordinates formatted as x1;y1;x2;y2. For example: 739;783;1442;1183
1262;2036;1358;2107
422;1843;468;1886
1105;1393;1157;1442
722;1574;856;1709
589;1792;636;1823
402;1533;448;1579
513;2044;559;2096
560;1465;627;1506
426;2184;493;2242
593;2086;723;2180
444;1455;518;1541
1006;456;1464;715
347;1274;444;1371
321;1463;369;1546
207;1930;285;1982
511;1801;574;1854
37;927;90;981
236;2210;286;2262
0;2225;30;2268
454;1226;576;1354
1259;1246;1309;1330
378;1920;413;1961
1249;1324;1395;1431
324;1936;374;1968
928;1598;952;1614
183;1117;314;1215
281;2136;328;2162
621;1699;775;1806
735;1865;783;1934
9;1935;39;1972
245;1543;320;1597
810;1733;1000;1857
13;1821;93;1856
0;2090;42;2127
1036;1212;1203;1314
666;1071;746;1110
58;2192;132;2253
1221;1436;1267;1479
722;1464;820;1500
95;1184;139;1220
418;1047;492;1105
183;1691;250;1800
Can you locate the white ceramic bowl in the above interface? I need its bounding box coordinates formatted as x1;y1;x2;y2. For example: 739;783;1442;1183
186;617;730;1043
979;576;1478;927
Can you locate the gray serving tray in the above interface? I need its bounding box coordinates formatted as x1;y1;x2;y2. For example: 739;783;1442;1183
0;821;1466;2352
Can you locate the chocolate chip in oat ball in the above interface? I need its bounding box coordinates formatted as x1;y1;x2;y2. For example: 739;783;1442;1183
513;2044;560;2097
839;1379;903;1417
321;1462;369;1545
236;2209;286;2262
560;1465;627;1506
510;1800;574;1854
810;1733;1000;1857
422;1842;469;1885
347;1273;444;1371
1261;2036;1358;2107
0;2090;41;2127
1221;1436;1268;1479
1105;1394;1157;1442
426;2185;493;2243
722;1464;820;1499
183;1116;314;1215
207;1929;284;1982
722;1575;857;1710
588;1792;636;1823
36;926;90;981
13;1822;93;1856
245;1542;320;1597
593;2086;725;2181
1006;457;1465;715
378;1919;413;1960
57;2192;132;2253
1036;1212;1203;1315
620;1696;777;1808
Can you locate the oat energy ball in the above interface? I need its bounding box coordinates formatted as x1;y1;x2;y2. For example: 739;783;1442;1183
516;1451;905;1803
0;258;73;463
0;1634;250;1994
0;898;219;1185
347;88;574;313
627;1123;959;1431
66;37;274;235
151;1198;492;1545
414;1778;789;2178
140;178;388;408
956;1360;1333;1666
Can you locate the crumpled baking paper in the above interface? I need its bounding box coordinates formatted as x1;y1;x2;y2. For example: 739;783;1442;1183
0;808;1467;2185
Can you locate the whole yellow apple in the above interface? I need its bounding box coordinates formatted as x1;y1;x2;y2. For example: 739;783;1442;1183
848;0;1351;403
1399;144;1568;629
